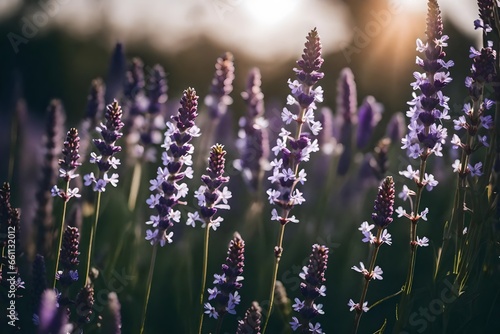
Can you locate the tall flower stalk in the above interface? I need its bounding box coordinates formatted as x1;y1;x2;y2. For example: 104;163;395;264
188;144;232;334
289;244;329;334
83;100;124;284
51;128;81;289
203;232;245;333
262;28;324;334
349;176;394;334
395;0;453;329
141;87;200;334
446;44;495;276
235;67;269;196
33;100;65;258
198;52;235;166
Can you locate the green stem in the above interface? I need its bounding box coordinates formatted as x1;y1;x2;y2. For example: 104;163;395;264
128;163;142;211
261;223;286;334
197;220;212;334
262;86;311;334
139;243;158;334
369;288;403;310
85;191;102;285
352;228;382;334
52;180;70;289
394;155;427;333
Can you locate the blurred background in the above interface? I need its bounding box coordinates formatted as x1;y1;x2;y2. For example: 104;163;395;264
2;0;498;333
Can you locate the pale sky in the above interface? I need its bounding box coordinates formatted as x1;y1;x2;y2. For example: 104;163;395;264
2;0;480;61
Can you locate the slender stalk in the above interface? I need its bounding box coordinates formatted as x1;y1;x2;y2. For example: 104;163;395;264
85;191;102;285
140;242;158;334
261;223;286;334
352;228;382;334
369;288;403;310
128;162;142;211
52;180;70;289
394;155;427;333
262;88;310;334
197;220;212;334
404;155;427;295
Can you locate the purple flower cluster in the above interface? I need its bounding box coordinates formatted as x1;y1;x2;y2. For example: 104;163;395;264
55;226;80;287
475;0;495;32
187;144;232;230
84;100;124;192
204;232;245;319
51;128;82;201
451;42;496;177
290;244;329;334
75;284;95;325
205;52;235;119
401;0;452;161
336;67;357;175
268;28;323;225
125;63;168;163
145;88;201;246
398;0;452;239
236;301;262;334
348;177;395;317
235;67;270;192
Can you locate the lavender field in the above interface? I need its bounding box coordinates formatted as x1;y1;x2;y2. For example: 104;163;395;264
1;0;500;333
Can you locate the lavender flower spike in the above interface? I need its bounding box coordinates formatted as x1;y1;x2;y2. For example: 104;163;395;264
336;67;357;175
51;128;82;202
290;244;329;332
145;87;200;246
401;0;452;162
371;176;395;229
37;289;68;334
236;301;262;334
475;0;495;32
204;232;245;319
75;284;95;326
84;100;124;192
269;28;324;225
188;144;231;230
205;52;235;119
56;226;80;287
356;96;383;149
236;67;270;192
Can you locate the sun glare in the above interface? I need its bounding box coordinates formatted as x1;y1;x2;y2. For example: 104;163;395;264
244;0;300;25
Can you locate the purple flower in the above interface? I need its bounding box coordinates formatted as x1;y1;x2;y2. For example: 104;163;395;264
204;232;245;317
356;96;383;149
145;88;200;246
51;128;82;202
147;64;168;115
205;52;235;119
371;176;395;228
336;67;357;175
37;289;68;334
476;0;495;33
75;284;95;325
84;100;124;192
190;144;231;229
291;244;329;331
401;0;452;164
236;301;262;334
235;67;270;192
56;226;80;287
